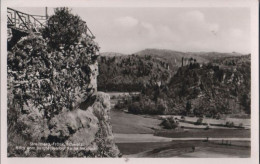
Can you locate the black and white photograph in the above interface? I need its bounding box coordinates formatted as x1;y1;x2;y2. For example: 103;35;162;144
1;0;259;163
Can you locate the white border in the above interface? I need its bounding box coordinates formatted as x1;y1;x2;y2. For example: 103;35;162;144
1;0;259;164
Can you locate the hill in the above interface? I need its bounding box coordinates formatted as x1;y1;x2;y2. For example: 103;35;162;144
98;54;171;91
127;54;251;116
98;49;245;92
136;49;208;68
100;52;127;57
136;49;244;67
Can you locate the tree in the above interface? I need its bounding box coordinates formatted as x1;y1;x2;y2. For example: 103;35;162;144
185;101;192;115
194;117;203;125
42;7;87;50
160;117;179;129
240;94;250;114
157;98;168;114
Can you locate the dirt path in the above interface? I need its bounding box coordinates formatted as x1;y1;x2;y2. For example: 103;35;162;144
114;133;173;143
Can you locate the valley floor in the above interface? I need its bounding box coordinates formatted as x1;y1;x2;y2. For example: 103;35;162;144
110;110;251;158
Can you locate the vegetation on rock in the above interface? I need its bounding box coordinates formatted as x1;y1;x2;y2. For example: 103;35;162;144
98;54;171;92
42;7;90;51
107;52;250;117
7;7;119;157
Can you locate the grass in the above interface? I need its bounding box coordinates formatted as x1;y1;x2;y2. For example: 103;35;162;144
111;110;251;138
160;115;251;129
110;100;251;158
110;110;161;134
116;141;191;155
110;103;251;158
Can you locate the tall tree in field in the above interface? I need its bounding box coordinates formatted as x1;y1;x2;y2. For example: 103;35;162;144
185;101;192;115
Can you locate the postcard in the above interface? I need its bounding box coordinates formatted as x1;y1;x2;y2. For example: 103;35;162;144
1;0;259;164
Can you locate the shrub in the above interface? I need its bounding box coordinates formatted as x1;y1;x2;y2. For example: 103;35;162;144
127;97;164;115
194;117;203;125
215;113;221;119
193;108;204;117
205;124;210;130
114;101;127;110
225;121;235;128
42;7;89;50
128;102;142;114
111;95;116;99
160;117;179;129
157;98;168;114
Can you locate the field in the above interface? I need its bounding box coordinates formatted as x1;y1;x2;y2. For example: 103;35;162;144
111;110;250;138
111;109;161;134
160;115;250;129
109;92;251;158
110;109;250;157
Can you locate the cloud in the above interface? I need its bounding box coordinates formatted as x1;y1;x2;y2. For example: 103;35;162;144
208;23;219;32
178;10;220;35
96;9;249;54
139;22;157;38
183;10;205;22
230;28;243;38
114;16;139;28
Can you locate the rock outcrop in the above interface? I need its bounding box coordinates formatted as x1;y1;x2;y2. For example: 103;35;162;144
7;33;120;157
46;92;120;157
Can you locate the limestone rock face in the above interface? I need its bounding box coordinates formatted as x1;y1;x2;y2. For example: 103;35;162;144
48;108;99;144
7;34;120;157
88;61;99;93
47;92;119;157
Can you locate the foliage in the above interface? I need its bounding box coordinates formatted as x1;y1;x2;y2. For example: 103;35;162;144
185;101;192;115
193;108;204;117
127;96;166;115
240;94;250;114
135;55;250;116
225;121;235;128
205;125;210;130
42;7;88;50
99;49;250;117
98;54;171;92
160;117;179;129
6;7;116;157
8;33;98;119
114;101;127;110
99;49;250;118
194;117;203;125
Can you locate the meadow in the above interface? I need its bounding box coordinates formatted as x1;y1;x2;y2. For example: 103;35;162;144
109;92;251;157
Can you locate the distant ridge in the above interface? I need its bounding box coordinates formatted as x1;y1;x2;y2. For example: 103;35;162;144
100;52;127;57
99;49;248;80
101;48;247;57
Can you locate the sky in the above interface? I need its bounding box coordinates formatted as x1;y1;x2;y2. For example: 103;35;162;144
14;7;251;54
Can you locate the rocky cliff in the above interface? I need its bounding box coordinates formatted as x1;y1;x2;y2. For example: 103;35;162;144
7;33;120;157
